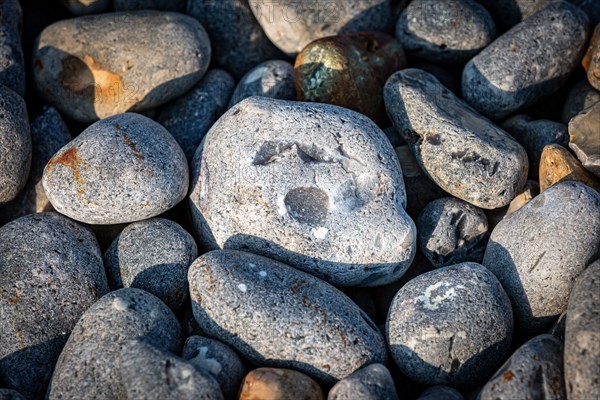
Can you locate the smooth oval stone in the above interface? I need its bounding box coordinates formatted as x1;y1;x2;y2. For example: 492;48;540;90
539;144;600;192
239;368;324;400
43;113;189;225
295;32;406;123
416;386;464;400
396;0;495;64
189;97;416;287
384;69;528;209
386;262;513;388
158;69;235;161
47;288;182;399
104;218;198;310
417;197;489;268
60;0;110;15
33;11;211;122
182;335;247;400
583;24;600;90
188;250;388;383
562;79;600;123
482;181;600;335
0;213;108;398
114;0;186;11
477;334;566;400
327;363;398;400
0;0;25;97
0;85;31;204
462;1;590;119
568;101;600;177
229;60;295;109
564;259;600;400
475;0;553;30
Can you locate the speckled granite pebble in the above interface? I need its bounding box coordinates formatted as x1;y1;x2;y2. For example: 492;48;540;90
583;24;600;90
43;113;189;225
416;386;464;400
0;0;25;97
568;101;600;177
562;80;600;123
60;0;110;15
475;0;553;30
539;144;600;192
114;0;186;11
228;60;295;109
188;250;388;384
327;363;398;400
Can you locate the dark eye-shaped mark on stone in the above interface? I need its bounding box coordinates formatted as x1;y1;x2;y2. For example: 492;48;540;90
284;187;330;226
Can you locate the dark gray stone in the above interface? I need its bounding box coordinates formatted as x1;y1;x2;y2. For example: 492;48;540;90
386;262;513;388
483;181;600;336
114;0;186;11
475;0;553;30
0;389;25;400
0;213;108;399
60;0;110;15
228;60;295;109
327;363;398;400
562;79;600;124
567;0;600;25
417;386;464;400
0;0;25;97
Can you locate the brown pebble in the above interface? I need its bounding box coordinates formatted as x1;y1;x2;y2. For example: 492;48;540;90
238;368;324;400
583;24;600;90
539;144;600;192
568;101;600;178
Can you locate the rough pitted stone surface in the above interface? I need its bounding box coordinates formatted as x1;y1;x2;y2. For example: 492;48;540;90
0;213;108;399
228;60;295;109
539;144;600;193
562;79;600;123
104;218;198;310
462;1;589;119
568;101;600;177
60;0;110;15
384;69;528;209
386;262;513;388
188;250;388;384
0;0;25;97
114;0;186;11
416;386;464;400
239;368;324;400
475;0;553;30
43;113;189;225
564;259;600;400
327;363;398;400
483;181;600;336
189;97;416;287
33;11;211;122
182;336;247;400
417;197;489;268
583;24;600;90
0;85;31;204
477;334;566;400
47;288;182;399
395;0;496;64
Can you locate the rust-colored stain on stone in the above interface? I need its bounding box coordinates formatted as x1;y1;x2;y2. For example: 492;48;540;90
501;370;514;382
47;147;88;202
121;132;144;162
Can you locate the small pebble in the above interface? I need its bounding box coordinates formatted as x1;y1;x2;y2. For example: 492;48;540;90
228;60;295;109
561;79;600;124
416;386;464;400
239;368;324;400
327;363;399;400
0;0;25;97
568;101;600;177
583;24;600;90
539;144;600;192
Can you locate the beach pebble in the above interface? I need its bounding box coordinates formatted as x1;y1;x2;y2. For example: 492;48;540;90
475;0;553;30
384;68;528;209
462;1;590;119
568;101;600;177
395;0;496;64
483;181;600;335
33;11;211;122
0;213;108;398
114;0;186;12
539;144;600;192
43;113;189;225
189;97;416;287
0;0;25;97
327;363;399;400
228;60;295;109
416;386;464;400
239;368;324;400
386;262;513;388
562;79;600;123
60;0;110;15
188;250;388;384
583;24;600;90
47;288;182;399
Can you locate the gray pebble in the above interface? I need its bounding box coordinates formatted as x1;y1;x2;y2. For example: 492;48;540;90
189;97;416;287
182;335;247;399
47;288;182;399
0;212;108;399
228;60;295;109
477;334;566;400
104;218;198;310
384;68;528;209
158;69;235;162
0;85;30;204
417;386;464;400
60;0;110;15
42;112;189;225
462;1;590;119
0;389;25;400
0;0;25;97
562;79;600;124
482;181;600;336
327;363;399;400
568;101;600;177
114;0;186;12
564;259;600;400
417;197;489;268
475;0;553;30
395;0;496;64
188;250;388;384
386;262;513;388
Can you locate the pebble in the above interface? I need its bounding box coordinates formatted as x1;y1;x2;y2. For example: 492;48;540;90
228;60;296;109
104;218;198;310
485;180;540;230
384;68;528;209
32;10;211;122
386;262;513;388
158;69;235;161
60;0;110;15
539;144;600;192
114;0;186;12
239;368;324;400
562;79;600;123
482;181;600;336
416;386;464;400
477;334;566;400
0;213;108;398
327;363;399;400
462;1;590;119
42;113;189;225
395;0;496;64
47;288;182;399
189;97;416;287
188;250;388;384
568;101;600;177
583;24;600;90
0;85;31;204
416;197;489;268
182;335;247;400
475;0;553;30
0;0;25;97
564;259;600;400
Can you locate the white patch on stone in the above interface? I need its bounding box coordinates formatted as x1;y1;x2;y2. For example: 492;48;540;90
237;283;248;293
312;227;328;239
112;297;129;311
416;281;467;310
248;263;257;269
244;66;267;84
277;195;287;216
258;270;267;278
190;346;223;376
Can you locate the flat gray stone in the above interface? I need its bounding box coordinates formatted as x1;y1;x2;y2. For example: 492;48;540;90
0;0;25;97
562;79;600;124
43;113;189;225
384;68;528;209
228;60;295;109
483;181;600;336
416;386;464;400
114;0;186;11
386;262;513;388
59;0;110;15
475;0;553;30
189;97;416;287
188;250;388;384
327;363;398;400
